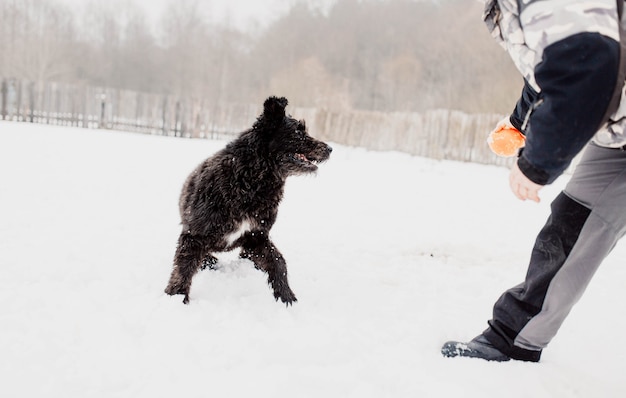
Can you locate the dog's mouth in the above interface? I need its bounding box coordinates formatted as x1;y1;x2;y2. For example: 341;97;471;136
281;146;331;176
292;153;320;171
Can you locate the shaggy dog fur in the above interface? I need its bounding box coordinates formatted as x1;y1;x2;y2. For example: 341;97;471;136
164;96;332;305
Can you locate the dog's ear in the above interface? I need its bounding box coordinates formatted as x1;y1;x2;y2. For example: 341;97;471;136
263;96;288;123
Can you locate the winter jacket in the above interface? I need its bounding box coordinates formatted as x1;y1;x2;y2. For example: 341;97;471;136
483;0;625;185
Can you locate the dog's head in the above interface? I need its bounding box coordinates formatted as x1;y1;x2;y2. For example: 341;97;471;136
257;96;332;176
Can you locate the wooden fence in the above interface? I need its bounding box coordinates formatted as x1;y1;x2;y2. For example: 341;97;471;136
0;78;260;140
0;78;512;167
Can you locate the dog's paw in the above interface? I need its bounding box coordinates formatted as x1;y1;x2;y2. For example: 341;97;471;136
165;283;187;297
164;285;178;296
239;249;252;260
165;286;191;305
274;288;298;306
200;255;218;271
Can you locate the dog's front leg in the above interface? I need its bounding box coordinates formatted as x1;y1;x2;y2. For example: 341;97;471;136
241;235;297;306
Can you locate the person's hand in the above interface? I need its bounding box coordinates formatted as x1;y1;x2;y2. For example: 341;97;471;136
488;117;525;157
509;161;543;202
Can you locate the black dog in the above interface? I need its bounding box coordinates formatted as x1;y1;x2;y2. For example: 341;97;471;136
165;96;332;305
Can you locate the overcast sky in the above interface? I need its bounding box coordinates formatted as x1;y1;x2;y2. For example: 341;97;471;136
144;0;291;30
58;0;335;32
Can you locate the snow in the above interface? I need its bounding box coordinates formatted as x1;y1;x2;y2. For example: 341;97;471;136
1;121;625;397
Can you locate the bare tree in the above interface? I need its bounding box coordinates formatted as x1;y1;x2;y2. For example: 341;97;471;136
0;0;520;114
0;0;74;81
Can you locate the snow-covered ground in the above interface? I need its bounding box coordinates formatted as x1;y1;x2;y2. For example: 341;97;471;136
1;121;625;397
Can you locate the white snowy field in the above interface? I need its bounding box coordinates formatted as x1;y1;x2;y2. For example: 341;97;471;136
1;120;625;398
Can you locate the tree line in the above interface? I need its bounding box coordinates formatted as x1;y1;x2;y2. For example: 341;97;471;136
0;0;523;115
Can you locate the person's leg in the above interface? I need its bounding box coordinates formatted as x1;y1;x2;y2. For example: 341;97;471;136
444;144;626;361
484;189;590;361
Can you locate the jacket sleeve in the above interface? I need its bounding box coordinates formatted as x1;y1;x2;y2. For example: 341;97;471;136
513;2;621;185
510;80;538;131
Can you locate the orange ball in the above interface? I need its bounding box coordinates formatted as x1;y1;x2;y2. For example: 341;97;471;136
487;125;525;157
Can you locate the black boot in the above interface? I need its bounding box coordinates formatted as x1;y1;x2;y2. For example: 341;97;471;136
441;335;510;362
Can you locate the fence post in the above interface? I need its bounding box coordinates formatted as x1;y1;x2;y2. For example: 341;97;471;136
15;80;22;121
28;81;35;123
100;93;106;129
0;79;6;120
161;96;168;136
175;100;181;137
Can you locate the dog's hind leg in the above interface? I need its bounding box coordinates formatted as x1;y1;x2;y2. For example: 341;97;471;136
241;235;297;306
165;233;206;304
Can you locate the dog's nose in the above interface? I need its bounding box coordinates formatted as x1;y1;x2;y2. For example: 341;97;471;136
327;145;333;153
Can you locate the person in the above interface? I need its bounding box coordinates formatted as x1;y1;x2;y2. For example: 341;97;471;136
441;0;626;362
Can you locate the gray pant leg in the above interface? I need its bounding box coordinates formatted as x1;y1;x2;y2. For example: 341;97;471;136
515;143;626;350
